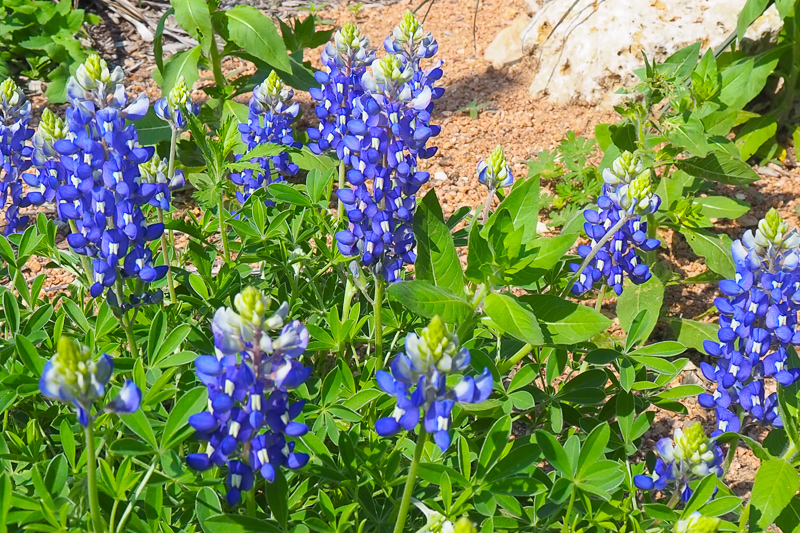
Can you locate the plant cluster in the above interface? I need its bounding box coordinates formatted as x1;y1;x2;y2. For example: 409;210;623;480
2;2;800;533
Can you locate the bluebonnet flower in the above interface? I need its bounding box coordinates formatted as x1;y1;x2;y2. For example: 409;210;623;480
700;209;800;434
154;76;198;131
320;13;443;282
376;316;492;451
186;286;312;506
0;78;35;234
43;55;167;299
230;71;301;208
675;512;720;533
39;337;141;426
478;145;513;222
633;423;724;502
139;156;185;211
570;151;661;295
307;22;375;156
383;10;438;67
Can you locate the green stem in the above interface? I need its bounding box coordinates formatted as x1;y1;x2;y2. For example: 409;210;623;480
166;126;178;249
115;459;157;533
783;440;798;461
392;428;428;533
208;24;226;89
374;276;384;369
595;285;606;312
337;160;346;222
115;276;139;359
561;488;576;533
481;187;496;224
85;422;103;533
158;207;177;304
500;343;533;374
339;278;357;359
218;197;230;263
68;220;94;287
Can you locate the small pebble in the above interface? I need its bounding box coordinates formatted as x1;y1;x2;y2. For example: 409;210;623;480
735;193;747;200
434;171;448;182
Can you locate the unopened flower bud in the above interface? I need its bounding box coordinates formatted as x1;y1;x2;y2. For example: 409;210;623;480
167;76;191;110
675;512;720;533
603;151;644;185
477;145;513;190
234;286;272;326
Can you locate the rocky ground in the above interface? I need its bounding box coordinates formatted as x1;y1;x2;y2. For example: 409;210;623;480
9;0;800;502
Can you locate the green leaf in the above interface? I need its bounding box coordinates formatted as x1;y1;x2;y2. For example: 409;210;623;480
203;514;282;533
0;472;10;529
136;107;173;146
617;275;664;345
120;410;158;450
695;196;750;221
109;438;154;456
675;151;759;186
306;168;333;204
386;281;472;324
682;228;736;278
226;5;291;72
776;495;800;533
414;190;464;296
654;385;705;400
748;459;800;529
736;0;770;41
477;415;512;480
484;293;544;346
267;183;311;207
736;111;777;160
535;430;572;477
668;318;718;354
161;386;208;449
2;291;19;334
577;423;610;478
630;342;686;357
196;487;223;532
483;177;540;241
683;475;720;516
162;45;201;96
521;294;612;345
171;0;213;53
15;334;43;376
666;116;708;157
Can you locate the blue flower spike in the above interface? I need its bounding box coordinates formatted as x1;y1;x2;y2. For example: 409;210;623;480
633;423;724;503
39;337;141;426
186;286;311;506
36;54;169;301
0;78;35;235
230;71;301;211
570;151;661;296
701;208;800;434
376;316;492;451
477;145;513;222
154;76;198;131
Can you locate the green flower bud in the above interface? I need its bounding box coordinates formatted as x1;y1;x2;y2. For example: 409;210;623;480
673;423;716;471
755;208;799;249
453;517;478;533
0;78;22;108
52;337;95;388
373;54;414;87
395;10;423;43
234;286;272;326
138;157;168;184
167;76;190;110
603;151;644;185
405;316;462;370
38;108;68;144
675;512;720;533
75;54;121;90
617;170;656;214
336;22;366;53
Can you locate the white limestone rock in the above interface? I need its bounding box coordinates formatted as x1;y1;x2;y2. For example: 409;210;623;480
515;0;782;107
484;14;532;69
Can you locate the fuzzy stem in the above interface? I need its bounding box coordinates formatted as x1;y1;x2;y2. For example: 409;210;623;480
218;197;230;263
85;422;103;533
392;428;428;533
374;275;385;369
166;126;178;249
115;275;139;359
337;160;346;222
499;343;533;374
208;25;226;89
562;488;576;533
595;284;606;312
157;207;177;304
481;187;495;224
563;212;630;297
115;459;157;533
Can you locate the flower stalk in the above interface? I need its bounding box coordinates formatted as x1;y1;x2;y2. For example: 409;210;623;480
392;428;428;533
84;421;103;533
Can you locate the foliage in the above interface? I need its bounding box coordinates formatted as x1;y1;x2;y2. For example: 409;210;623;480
0;0;98;102
3;3;800;533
